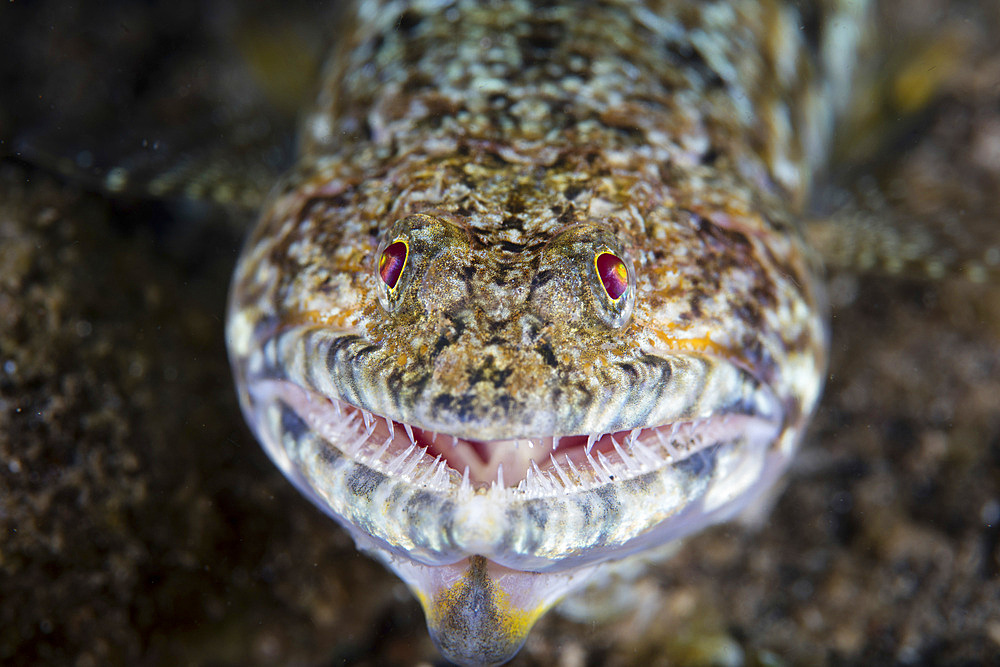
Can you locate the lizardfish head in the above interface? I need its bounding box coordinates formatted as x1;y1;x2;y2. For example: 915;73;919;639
226;163;827;665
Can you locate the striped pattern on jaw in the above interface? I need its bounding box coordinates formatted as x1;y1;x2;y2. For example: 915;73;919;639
237;318;787;570
235;322;792;665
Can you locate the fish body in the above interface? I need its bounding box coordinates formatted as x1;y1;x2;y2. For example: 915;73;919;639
226;1;852;663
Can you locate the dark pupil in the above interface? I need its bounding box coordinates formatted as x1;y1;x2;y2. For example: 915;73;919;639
596;252;628;300
379;242;407;289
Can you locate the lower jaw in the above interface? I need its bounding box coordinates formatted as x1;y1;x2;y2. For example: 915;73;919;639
357;421;799;667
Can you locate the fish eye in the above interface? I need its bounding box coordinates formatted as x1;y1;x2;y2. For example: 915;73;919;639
595;251;629;301
533;224;636;329
378;240;408;289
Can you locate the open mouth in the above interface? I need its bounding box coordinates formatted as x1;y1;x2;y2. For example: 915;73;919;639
238;349;793;571
251;377;782;497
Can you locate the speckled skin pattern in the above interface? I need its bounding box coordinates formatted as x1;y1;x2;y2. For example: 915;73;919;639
226;1;849;663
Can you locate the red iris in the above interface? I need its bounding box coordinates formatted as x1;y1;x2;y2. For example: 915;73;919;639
596;252;628;300
378;241;407;289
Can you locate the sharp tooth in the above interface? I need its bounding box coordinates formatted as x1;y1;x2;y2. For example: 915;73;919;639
415;454;443;486
426;463;440;489
422;456;440;485
610;434;637;471
565;454;583;479
308;410;324;438
655;429;680;459
411;458;431;485
362;410;373;430
461;466;471;493
552;435;561;450
628;428;642;448
542;470;558;494
586;432;599;454
584;446;598;474
623;448;640;472
632;439;661;467
548;453;571;488
526;459;540;495
596;450;620;476
527;439;535;449
586;448;611;484
451;434;459;448
346;427;371;455
384;415;394;435
496;463;505;488
540;472;556;495
434;458;449;488
538;475;555;495
387;443;417;474
403;422;415;444
338;412;361;441
529;459;555;495
331;399;342;418
372;434;394;464
399;447;425;478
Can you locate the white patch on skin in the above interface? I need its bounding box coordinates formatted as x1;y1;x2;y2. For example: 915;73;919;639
225;307;257;360
450;493;509;554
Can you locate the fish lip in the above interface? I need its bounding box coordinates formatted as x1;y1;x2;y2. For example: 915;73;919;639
253;380;780;474
263;324;782;443
239;349;785;568
243;324;784;490
253;375;780;485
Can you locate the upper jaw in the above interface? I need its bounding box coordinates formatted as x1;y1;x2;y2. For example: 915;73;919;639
274;324;780;444
243;324;784;494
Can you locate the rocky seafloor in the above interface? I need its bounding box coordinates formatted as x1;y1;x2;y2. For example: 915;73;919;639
1;1;998;665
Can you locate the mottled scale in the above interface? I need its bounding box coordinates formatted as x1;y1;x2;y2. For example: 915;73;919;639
227;1;856;664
